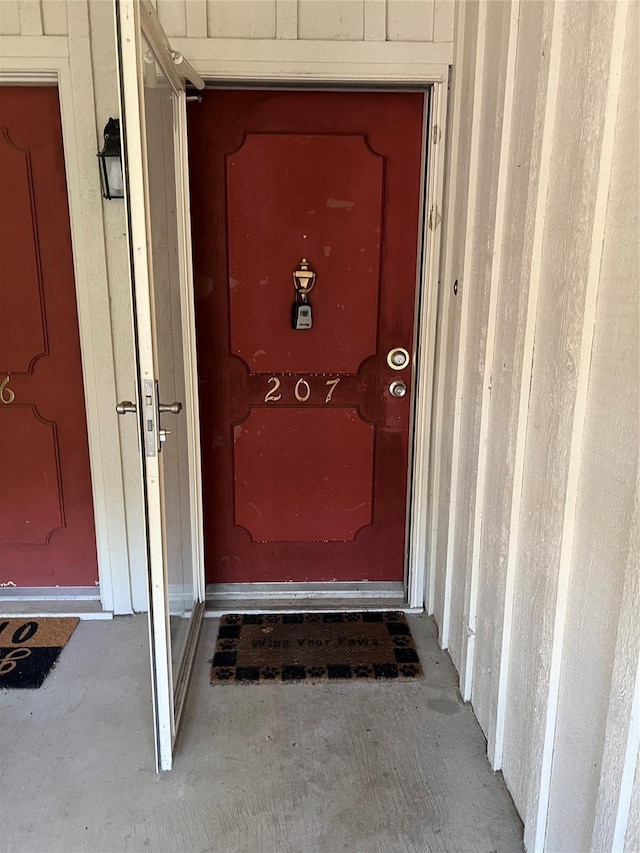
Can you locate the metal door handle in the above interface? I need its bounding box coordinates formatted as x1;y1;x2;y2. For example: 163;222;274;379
116;400;136;415
158;402;183;414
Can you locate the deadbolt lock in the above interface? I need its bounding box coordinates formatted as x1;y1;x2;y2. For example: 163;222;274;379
387;348;410;371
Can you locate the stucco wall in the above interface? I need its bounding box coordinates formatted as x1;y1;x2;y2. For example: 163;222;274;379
431;1;639;850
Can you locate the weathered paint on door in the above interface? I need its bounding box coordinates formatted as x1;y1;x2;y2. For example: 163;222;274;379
188;91;424;584
0;87;98;587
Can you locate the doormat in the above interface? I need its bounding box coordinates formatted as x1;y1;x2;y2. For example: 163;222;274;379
0;617;79;689
210;612;423;684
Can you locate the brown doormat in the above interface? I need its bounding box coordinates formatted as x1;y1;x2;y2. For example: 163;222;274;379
0;617;79;689
211;612;423;684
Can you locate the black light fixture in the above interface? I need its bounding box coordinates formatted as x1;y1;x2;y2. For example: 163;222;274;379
97;118;124;200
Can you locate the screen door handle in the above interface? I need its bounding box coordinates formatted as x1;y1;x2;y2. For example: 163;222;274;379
158;401;183;415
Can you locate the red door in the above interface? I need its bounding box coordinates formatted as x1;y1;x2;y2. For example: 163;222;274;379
0;87;98;587
188;91;424;584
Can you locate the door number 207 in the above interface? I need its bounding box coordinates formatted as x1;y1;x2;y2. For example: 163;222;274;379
264;377;340;404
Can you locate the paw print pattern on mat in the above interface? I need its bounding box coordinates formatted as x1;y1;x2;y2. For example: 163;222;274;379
212;667;235;681
306;666;326;679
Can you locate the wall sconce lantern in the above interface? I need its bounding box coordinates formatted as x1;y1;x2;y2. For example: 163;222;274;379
97;118;124;200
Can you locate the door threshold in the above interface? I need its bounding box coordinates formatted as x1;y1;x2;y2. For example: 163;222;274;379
0;586;100;601
205;581;422;616
0;586;109;620
0;599;112;620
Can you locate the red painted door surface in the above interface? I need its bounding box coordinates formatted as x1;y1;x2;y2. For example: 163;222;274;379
188;91;424;584
0;87;98;587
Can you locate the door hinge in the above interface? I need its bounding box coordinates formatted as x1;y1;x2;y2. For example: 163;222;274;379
428;205;442;231
432;124;441;145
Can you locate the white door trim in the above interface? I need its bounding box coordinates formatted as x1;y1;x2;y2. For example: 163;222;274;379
183;62;448;611
0;38;133;615
407;78;449;609
170;38;452;81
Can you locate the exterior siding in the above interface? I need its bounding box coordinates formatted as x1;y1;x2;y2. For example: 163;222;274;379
432;0;639;850
0;0;455;41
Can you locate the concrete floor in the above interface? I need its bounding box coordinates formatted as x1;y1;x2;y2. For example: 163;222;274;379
1;614;523;853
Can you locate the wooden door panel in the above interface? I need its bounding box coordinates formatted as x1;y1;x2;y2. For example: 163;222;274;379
0;407;63;545
234;407;374;542
0;129;47;372
189;90;424;584
0;87;98;587
228;133;383;375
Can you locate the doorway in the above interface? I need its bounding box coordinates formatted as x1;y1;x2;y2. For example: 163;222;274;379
187;89;428;601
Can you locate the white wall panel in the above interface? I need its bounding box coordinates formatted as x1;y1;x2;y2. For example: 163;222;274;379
298;0;363;41
434;0;639;850
0;1;21;34
545;2;637;848
157;0;187;36
363;0;385;41
433;0;453;42
207;0;276;39
503;4;618;839
387;0;433;41
441;0;489;673
18;0;43;35
0;0;454;43
448;0;510;692
138;0;455;43
41;0;67;35
184;0;207;37
471;0;552;761
626;761;640;853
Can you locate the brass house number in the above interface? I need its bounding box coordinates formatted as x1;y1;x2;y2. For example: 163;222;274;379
0;375;15;405
264;377;340;405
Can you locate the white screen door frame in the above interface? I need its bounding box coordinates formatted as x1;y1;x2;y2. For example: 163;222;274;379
116;0;205;772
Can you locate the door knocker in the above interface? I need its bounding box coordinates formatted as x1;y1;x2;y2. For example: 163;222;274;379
292;258;316;330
